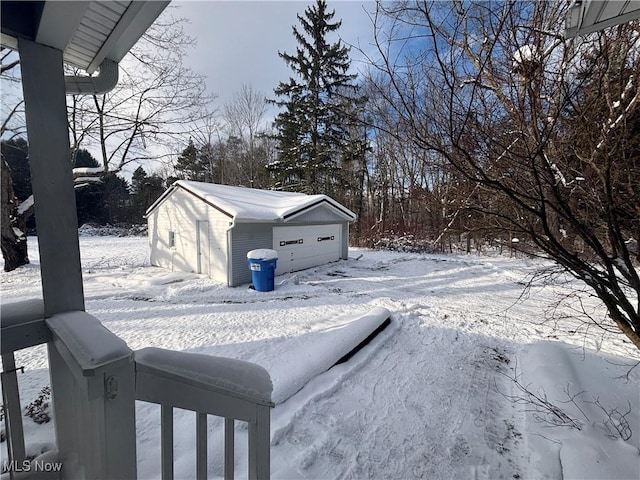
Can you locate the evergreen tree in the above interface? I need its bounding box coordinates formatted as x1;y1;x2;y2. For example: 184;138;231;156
142;174;165;207
74;149;105;226
130;166;165;222
75;182;105;226
131;165;148;195
102;174;130;224
174;139;212;182
73;148;101;169
270;0;364;195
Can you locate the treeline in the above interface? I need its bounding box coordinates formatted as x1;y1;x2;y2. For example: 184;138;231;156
1;138;165;227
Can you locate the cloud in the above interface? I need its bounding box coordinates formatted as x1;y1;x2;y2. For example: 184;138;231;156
174;1;375;112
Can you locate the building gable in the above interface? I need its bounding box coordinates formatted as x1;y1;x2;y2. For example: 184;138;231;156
283;201;353;224
145;183;233;220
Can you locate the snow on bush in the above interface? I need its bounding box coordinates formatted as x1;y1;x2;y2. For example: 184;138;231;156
78;223;147;237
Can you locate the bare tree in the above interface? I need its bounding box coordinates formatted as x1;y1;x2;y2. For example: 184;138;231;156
223;84;269;187
1;155;31;271
366;1;640;348
1;48;25;140
1;48;32;271
1;9;214;269
67;9;215;178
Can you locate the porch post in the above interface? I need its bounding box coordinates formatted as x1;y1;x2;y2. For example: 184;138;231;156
17;38;84;316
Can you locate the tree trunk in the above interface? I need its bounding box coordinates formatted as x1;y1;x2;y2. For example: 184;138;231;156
1;158;30;271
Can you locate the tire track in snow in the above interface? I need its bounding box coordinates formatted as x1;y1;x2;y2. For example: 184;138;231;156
271;311;524;479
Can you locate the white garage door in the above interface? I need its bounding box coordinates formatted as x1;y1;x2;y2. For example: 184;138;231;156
273;224;341;274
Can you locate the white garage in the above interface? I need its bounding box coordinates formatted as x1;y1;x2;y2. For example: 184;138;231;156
146;181;356;286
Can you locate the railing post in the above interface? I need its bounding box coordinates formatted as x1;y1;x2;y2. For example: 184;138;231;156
47;312;137;479
47;343;137;479
248;405;271;480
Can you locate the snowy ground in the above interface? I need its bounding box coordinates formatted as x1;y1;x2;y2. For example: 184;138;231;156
1;236;639;479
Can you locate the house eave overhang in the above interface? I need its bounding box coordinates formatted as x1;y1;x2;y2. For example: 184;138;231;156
565;0;640;38
1;0;170;73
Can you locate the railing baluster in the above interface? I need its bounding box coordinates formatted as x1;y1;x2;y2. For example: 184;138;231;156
224;417;235;480
196;412;207;480
1;352;26;467
161;405;174;480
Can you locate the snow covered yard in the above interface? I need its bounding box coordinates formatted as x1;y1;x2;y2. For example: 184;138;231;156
1;236;639;479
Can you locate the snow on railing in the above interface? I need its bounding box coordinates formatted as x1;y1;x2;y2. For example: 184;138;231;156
135;348;274;480
1;302;274;480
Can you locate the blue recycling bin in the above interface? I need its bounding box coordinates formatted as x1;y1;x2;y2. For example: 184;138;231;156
247;249;278;292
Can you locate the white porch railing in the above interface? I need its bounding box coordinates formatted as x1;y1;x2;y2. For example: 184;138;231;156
135;348;273;480
1;300;273;480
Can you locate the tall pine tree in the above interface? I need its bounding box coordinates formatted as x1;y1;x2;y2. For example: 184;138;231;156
130;166;165;223
270;0;364;195
174;139;215;183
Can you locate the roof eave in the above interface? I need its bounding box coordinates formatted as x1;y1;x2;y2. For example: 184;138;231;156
565;0;640;39
282;198;356;223
86;1;170;73
0;1;170;73
145;182;235;220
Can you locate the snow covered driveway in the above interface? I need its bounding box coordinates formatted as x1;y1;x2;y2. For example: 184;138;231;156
2;236;638;479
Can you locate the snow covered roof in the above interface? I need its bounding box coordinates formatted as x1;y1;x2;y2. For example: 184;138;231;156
146;180;356;223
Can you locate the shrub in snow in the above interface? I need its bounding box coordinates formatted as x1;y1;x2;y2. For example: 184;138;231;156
373;234;440;253
23;386;51;424
78;223;148;237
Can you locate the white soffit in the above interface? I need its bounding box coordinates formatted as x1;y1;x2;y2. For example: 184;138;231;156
1;1;169;73
566;0;640;38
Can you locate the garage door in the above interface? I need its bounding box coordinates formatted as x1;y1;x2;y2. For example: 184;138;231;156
273;224;341;274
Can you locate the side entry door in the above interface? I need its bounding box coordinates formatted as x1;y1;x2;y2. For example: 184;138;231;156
196;220;210;275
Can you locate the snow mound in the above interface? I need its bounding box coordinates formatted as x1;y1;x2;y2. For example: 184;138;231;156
270;307;392;404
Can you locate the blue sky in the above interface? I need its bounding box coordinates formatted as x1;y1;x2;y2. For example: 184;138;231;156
174;1;376;116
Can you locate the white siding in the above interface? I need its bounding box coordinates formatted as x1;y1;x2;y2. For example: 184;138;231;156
148;189;231;283
208;208;231;284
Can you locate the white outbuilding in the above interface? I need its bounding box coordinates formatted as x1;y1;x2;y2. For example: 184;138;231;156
145;181;356;286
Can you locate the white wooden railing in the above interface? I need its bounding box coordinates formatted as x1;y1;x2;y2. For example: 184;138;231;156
1;300;273;480
135;348;273;480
